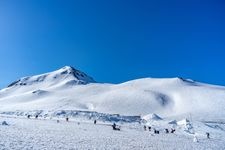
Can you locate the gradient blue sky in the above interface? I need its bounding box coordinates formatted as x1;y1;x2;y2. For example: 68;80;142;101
0;0;225;88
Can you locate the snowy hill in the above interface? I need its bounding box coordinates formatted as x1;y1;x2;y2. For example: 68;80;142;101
0;66;225;120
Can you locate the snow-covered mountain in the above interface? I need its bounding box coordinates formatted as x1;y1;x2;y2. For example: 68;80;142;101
7;66;95;88
0;66;225;120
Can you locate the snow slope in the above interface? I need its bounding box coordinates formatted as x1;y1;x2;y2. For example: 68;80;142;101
0;66;225;120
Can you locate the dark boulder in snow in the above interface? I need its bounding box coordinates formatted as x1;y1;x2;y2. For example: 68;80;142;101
32;89;47;95
1;121;9;126
32;90;48;95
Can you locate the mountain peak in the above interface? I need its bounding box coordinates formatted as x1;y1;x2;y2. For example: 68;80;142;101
60;66;75;71
7;66;95;88
56;66;96;83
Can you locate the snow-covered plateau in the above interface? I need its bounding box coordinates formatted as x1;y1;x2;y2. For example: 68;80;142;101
0;66;225;149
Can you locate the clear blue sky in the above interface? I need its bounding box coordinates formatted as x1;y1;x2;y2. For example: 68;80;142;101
0;0;225;88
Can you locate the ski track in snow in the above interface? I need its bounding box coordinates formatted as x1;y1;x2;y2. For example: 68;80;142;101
0;116;225;150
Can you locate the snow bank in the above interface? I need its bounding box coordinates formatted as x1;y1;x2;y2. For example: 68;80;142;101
0;110;141;123
177;118;194;133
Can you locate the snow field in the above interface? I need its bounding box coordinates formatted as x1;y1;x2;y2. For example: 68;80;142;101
0;116;224;150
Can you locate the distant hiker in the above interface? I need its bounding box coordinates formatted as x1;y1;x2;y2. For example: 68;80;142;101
35;115;38;119
148;126;151;131
154;129;159;134
94;120;97;124
171;128;175;133
144;125;147;131
165;128;169;133
112;123;120;131
57;120;60;123
66;117;69;122
27;115;31;119
112;123;117;130
206;132;210;139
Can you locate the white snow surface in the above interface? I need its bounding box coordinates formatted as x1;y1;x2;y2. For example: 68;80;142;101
0;116;224;150
0;66;225;120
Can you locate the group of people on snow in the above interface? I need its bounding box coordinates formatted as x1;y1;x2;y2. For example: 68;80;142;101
25;114;211;140
144;125;175;134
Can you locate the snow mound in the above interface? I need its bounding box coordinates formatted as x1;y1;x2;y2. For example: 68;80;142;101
142;113;162;121
168;120;177;125
177;118;193;132
177;118;191;126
